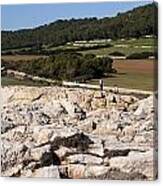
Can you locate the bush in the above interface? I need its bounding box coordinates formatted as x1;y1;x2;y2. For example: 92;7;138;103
109;51;125;56
126;52;156;59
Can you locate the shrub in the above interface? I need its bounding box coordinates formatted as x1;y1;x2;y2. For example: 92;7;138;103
109;51;125;56
126;52;156;59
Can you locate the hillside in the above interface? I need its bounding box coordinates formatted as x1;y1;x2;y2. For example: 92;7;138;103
1;3;158;50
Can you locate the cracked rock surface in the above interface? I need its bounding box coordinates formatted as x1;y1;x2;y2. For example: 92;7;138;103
1;86;157;180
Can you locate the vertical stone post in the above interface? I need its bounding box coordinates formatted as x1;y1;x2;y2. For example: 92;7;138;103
99;79;104;98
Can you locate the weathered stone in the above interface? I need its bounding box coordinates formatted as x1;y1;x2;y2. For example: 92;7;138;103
84;165;110;178
1;86;157;179
119;125;135;143
32;166;60;178
65;154;103;165
67;164;86;179
30;145;51;161
2;125;27;142
32;127;54;145
109;150;157;180
1;164;23;177
61;100;86;119
120;95;138;104
1;119;15;134
91;97;107;110
55;146;75;161
134;95;154;119
1;140;28;173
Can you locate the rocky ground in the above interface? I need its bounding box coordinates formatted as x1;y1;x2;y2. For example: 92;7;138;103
1;86;158;180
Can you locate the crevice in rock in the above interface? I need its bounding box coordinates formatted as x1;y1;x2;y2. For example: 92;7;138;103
51;133;94;152
40;150;61;167
60;151;103;161
31;93;45;102
92;122;97;130
103;149;130;158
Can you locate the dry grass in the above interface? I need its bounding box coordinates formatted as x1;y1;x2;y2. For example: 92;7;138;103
1;55;46;61
89;59;157;91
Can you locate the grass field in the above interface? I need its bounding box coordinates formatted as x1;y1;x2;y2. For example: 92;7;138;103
89;59;156;91
65;38;156;56
80;46;154;56
1;55;45;61
80;38;156;56
1;76;50;86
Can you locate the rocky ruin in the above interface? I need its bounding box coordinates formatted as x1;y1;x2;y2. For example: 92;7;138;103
1;86;157;180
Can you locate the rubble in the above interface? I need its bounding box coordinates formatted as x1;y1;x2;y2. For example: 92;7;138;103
1;86;157;180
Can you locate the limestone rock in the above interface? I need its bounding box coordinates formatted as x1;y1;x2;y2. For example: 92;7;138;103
1;86;157;180
65;154;103;165
109;150;157;180
32;166;60;178
91;97;107;110
61;100;86;119
119;125;135;143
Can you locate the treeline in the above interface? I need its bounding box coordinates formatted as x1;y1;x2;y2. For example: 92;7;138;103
2;53;114;81
2;3;158;50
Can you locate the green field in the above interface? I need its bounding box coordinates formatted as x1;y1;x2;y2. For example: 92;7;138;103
2;37;156;57
47;37;156;56
79;38;156;56
1;76;50;86
1;55;46;61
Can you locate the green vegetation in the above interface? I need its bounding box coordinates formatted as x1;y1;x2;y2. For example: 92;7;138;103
2;53;113;82
2;3;157;50
109;51;125;56
126;52;157;59
1;76;50;86
80;37;156;56
1;55;46;61
2;37;156;57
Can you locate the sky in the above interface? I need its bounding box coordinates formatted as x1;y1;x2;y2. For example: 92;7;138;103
1;1;152;31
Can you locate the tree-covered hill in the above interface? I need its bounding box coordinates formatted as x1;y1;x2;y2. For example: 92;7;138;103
2;3;158;50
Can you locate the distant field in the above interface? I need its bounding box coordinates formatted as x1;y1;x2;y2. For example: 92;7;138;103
1;55;45;61
2;37;156;57
64;38;156;56
1;77;50;86
80;38;156;56
80;46;154;56
45;38;156;56
89;59;156;91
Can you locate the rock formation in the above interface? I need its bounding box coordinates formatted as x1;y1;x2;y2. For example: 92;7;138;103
1;86;157;180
